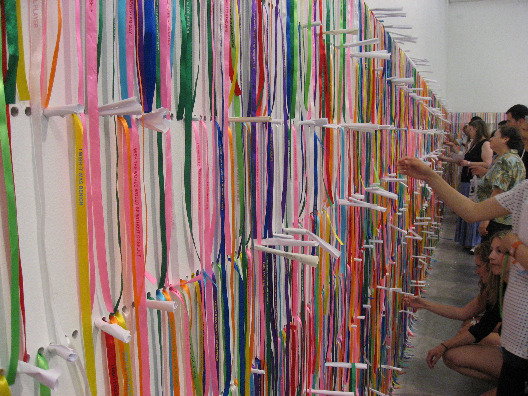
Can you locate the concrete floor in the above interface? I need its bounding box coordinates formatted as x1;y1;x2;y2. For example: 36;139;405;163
395;210;497;396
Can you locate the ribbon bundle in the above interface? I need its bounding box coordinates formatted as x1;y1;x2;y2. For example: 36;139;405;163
0;0;448;395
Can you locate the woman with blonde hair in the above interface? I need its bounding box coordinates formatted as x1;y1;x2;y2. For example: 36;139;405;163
398;154;528;395
404;240;500;346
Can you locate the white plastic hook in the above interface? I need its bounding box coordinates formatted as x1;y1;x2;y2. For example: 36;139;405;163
94;318;132;343
253;244;319;267
365;185;398;200
18;361;61;390
342;38;380;48
306;390;355;395
369;388;390;396
322;28;359;35
387;77;414;84
261;238;319;248
145;299;177;312
47;344;78;362
99;97;143;116
136;107;171;132
325;362;368;369
380;364;403;372
350;52;391;60
43;104;84;118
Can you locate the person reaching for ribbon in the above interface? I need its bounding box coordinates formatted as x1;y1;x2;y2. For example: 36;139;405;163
423;233;509;389
404;240;501;346
398;155;528;396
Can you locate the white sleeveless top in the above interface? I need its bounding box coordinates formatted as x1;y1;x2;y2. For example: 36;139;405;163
495;180;528;359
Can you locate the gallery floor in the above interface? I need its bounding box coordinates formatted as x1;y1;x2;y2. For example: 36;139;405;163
396;209;495;396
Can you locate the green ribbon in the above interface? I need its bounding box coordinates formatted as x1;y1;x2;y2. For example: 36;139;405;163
0;31;21;385
3;0;19;103
36;352;51;396
176;0;200;257
176;0;193;120
97;0;103;73
350;363;356;392
113;126;124;313
157;133;168;289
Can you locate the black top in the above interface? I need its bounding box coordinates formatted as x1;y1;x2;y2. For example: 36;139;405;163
461;139;488;183
520;148;528;179
468;285;506;343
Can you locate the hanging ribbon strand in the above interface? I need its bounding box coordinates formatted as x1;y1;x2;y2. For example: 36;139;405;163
1;0;449;394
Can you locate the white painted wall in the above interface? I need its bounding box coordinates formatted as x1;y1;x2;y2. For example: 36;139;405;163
447;1;528;112
365;0;449;103
366;0;528;113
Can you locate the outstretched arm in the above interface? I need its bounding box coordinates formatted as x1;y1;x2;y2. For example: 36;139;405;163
397;157;510;223
404;294;484;321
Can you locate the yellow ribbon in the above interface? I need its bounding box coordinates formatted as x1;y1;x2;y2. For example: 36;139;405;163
112;313;134;396
44;0;62;108
15;0;29;100
73;114;97;395
0;373;11;396
323;208;344;245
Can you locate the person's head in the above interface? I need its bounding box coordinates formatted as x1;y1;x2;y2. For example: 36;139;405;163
470;116;483;122
489;126;524;154
498;120;507;127
467;119;490;141
519;118;528;150
489;230;512;278
474;240;492;286
505;104;528;127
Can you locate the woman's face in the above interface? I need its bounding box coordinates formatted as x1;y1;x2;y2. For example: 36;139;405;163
466;125;477;139
475;255;489;284
489;130;508;153
489;237;507;276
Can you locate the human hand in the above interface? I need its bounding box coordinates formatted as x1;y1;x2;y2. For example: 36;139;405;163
459;160;470;167
479;221;489;237
397;157;436;182
426;344;447;369
470;165;488;177
403;295;425;310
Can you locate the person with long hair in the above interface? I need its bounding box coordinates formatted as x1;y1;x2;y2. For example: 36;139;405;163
398;155;528;396
404;240;500;346
420;233;509;389
446;119;493;250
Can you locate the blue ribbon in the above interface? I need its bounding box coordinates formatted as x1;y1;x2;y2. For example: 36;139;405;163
143;0;156;112
215;121;231;395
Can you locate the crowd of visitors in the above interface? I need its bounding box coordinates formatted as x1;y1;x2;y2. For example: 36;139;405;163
399;104;528;395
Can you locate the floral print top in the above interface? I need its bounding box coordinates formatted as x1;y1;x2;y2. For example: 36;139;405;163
476;150;526;225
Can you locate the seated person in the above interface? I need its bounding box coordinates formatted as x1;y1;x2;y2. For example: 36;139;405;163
399;154;528;395
424;232;511;393
404;241;500;346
